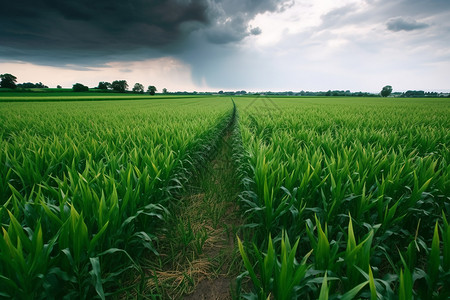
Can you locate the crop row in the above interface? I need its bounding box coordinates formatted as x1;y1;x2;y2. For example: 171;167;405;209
0;98;234;298
232;97;449;299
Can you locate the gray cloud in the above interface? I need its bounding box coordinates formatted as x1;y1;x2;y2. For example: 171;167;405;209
182;0;450;91
202;0;284;44
204;13;251;44
320;3;358;26
386;17;429;32
0;0;208;50
0;0;287;64
250;27;262;35
318;0;449;32
391;0;450;16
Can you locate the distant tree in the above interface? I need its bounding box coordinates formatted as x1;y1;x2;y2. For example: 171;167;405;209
162;88;168;94
0;73;17;89
111;80;128;93
72;83;89;92
18;82;49;89
218;90;223;94
57;85;62;89
147;85;157;95
381;85;393;97
36;82;47;88
97;81;111;90
132;83;144;93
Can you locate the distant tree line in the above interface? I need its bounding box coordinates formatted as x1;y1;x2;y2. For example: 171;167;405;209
0;76;157;95
217;90;247;95
17;82;49;88
92;80;157;95
240;90;380;97
2;73;449;98
0;74;49;90
70;80;158;94
395;90;449;98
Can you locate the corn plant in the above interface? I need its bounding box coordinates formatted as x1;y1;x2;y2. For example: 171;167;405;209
237;231;313;299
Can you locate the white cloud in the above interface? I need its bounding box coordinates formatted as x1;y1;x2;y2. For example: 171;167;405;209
196;0;446;92
247;0;364;46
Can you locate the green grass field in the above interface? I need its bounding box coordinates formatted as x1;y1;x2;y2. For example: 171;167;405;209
0;94;448;299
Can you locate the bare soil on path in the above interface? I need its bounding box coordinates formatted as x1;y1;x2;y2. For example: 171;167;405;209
142;129;243;299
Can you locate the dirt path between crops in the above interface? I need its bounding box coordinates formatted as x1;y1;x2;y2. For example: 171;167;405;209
141;123;243;299
181;130;242;300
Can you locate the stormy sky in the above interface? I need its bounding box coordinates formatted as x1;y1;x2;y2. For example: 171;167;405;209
1;0;449;92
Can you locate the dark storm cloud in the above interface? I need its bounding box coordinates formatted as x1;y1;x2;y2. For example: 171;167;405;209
0;0;208;50
0;0;288;64
386;17;429;32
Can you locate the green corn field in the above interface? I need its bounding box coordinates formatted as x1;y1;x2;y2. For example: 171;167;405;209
0;97;234;298
233;97;449;299
0;95;449;299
